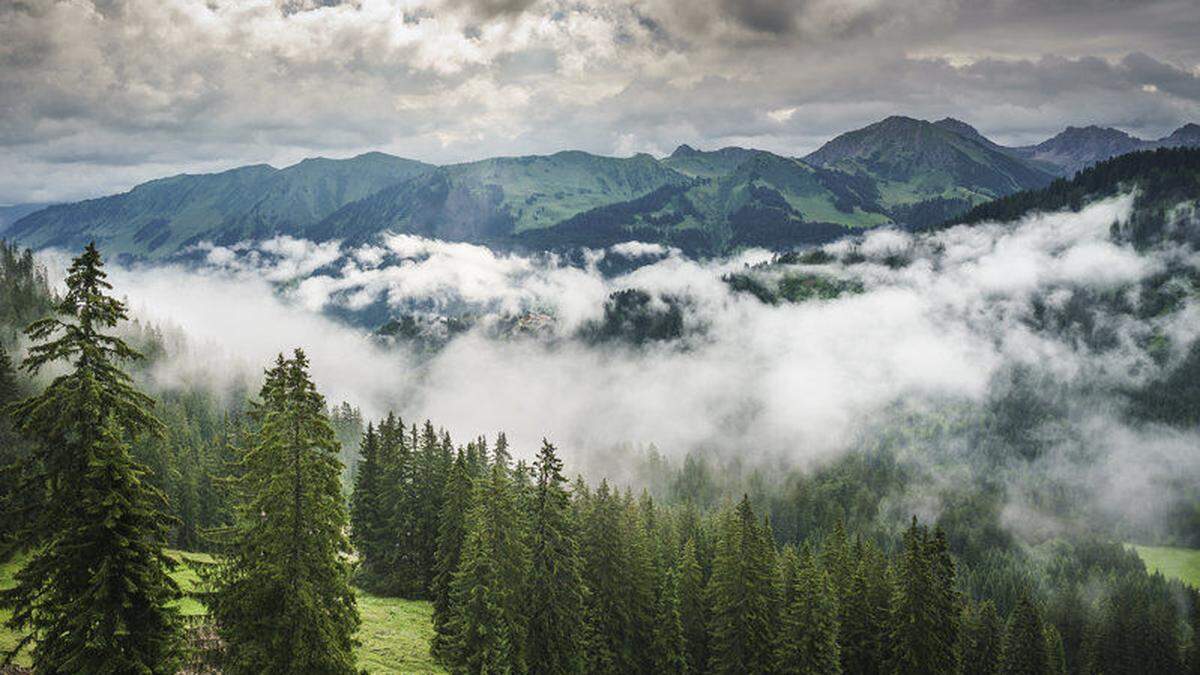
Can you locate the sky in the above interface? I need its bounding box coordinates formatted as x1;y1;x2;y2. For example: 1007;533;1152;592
2;0;1200;204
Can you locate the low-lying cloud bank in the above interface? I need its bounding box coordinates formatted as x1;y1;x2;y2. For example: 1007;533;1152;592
120;197;1173;437
80;194;1200;536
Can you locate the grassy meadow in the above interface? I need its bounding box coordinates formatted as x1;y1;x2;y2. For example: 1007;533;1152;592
0;552;444;674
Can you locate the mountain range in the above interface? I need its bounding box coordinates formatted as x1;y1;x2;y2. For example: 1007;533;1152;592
5;116;1199;259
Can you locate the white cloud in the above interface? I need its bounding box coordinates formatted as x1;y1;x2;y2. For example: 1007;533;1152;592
81;194;1197;475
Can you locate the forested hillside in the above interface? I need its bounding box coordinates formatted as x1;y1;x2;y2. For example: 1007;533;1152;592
944;147;1200;247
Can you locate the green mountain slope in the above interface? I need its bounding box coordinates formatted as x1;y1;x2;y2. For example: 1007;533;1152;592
311;151;691;244
804;115;1055;206
660;145;759;179
7;153;432;259
515;149;891;254
12;116;1197;260
0;203;51;232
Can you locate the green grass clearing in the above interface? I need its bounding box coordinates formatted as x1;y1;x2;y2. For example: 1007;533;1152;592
0;551;443;673
1132;544;1200;588
355;592;447;674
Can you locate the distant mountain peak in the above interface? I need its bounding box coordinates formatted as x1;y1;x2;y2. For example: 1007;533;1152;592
879;115;923;125
1051;125;1137;142
803;114;1052;199
670;144;699;157
1162;123;1200;144
1022;124;1149;177
933;117;999;148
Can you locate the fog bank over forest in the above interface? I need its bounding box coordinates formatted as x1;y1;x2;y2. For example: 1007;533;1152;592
37;193;1200;537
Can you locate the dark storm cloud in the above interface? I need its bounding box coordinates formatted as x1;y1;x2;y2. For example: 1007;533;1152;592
718;0;796;35
0;0;1198;204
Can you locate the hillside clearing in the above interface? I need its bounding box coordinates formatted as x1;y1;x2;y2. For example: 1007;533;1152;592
0;553;443;673
1132;544;1200;588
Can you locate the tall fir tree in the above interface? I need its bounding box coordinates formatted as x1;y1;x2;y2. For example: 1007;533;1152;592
431;448;474;662
651;563;689;674
1187;586;1200;675
579;480;643;674
0;345;31;549
678;536;710;675
446;460;531;674
384;417;424;596
623;489;659;672
999;597;1048;675
414;420;449;593
888;518;958;675
960;600;1003;675
525;440;587;675
776;545;842;675
820;520;855;621
708;496;778;675
1;243;183;672
927;527;961;663
840;542;893;675
1044;623;1067;675
350;422;385;581
207;350;359;674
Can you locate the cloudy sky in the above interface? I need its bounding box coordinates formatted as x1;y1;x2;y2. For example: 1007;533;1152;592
2;0;1199;204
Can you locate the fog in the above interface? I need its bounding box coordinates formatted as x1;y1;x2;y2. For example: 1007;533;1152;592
69;193;1200;535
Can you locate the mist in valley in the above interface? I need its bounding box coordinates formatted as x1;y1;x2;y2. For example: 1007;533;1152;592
37;192;1194;547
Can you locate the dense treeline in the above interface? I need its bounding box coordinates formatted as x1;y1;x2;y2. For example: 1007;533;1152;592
0;241;54;346
347;421;1200;674
349;415;457;596
942;147;1200;247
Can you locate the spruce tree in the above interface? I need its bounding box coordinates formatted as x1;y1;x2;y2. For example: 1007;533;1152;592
384;416;423;596
431;448;473;662
821;520;855;617
526;440;586;675
960;600;1003;675
624;489;659;671
999;597;1048;675
446;460;531;673
414;420;449;593
1;243;183;672
840;543;892;675
776;545;842;675
678;536;710;674
0;345;31;548
580;480;641;674
927;527;961;663
1186;586;1200;675
1044;623;1067;675
888;518;957;675
493;431;511;469
350;422;385;581
208;350;359;674
708;496;777;675
652;564;689;674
